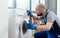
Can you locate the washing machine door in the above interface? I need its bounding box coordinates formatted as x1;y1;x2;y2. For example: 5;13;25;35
18;15;33;38
22;21;27;34
19;20;32;38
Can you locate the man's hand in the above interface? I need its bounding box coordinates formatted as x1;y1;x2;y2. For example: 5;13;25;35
27;21;37;30
27;10;33;17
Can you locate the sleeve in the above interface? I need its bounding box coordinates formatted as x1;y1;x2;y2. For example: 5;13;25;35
47;12;56;22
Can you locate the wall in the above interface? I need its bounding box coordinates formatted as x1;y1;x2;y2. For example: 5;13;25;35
0;0;8;38
45;0;57;14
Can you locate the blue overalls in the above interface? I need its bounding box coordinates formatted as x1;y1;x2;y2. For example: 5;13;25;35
34;12;58;38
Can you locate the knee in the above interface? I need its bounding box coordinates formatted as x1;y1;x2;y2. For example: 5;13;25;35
34;31;47;38
34;32;42;38
34;33;37;38
34;32;40;38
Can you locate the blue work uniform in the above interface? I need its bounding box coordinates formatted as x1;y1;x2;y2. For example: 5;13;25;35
34;10;60;38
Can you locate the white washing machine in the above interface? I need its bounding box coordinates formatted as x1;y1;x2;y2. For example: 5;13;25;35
15;9;33;38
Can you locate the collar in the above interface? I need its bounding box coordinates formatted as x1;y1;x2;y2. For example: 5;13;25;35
43;9;49;18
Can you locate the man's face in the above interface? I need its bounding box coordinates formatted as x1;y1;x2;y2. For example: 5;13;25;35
36;7;43;16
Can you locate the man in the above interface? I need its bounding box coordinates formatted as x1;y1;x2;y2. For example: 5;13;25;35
27;3;60;38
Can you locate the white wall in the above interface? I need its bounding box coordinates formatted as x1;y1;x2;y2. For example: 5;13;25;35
0;0;8;38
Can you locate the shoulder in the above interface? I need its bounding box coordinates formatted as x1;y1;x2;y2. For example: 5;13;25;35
47;10;56;17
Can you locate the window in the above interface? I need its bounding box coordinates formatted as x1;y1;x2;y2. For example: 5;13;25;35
16;0;30;10
8;0;13;7
57;0;60;19
40;0;45;5
31;0;39;11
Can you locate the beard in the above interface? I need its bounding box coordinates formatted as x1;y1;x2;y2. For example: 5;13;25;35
37;13;43;16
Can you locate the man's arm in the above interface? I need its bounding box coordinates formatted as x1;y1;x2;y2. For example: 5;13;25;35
31;15;44;20
33;16;41;20
27;21;53;31
27;10;43;20
36;22;53;31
